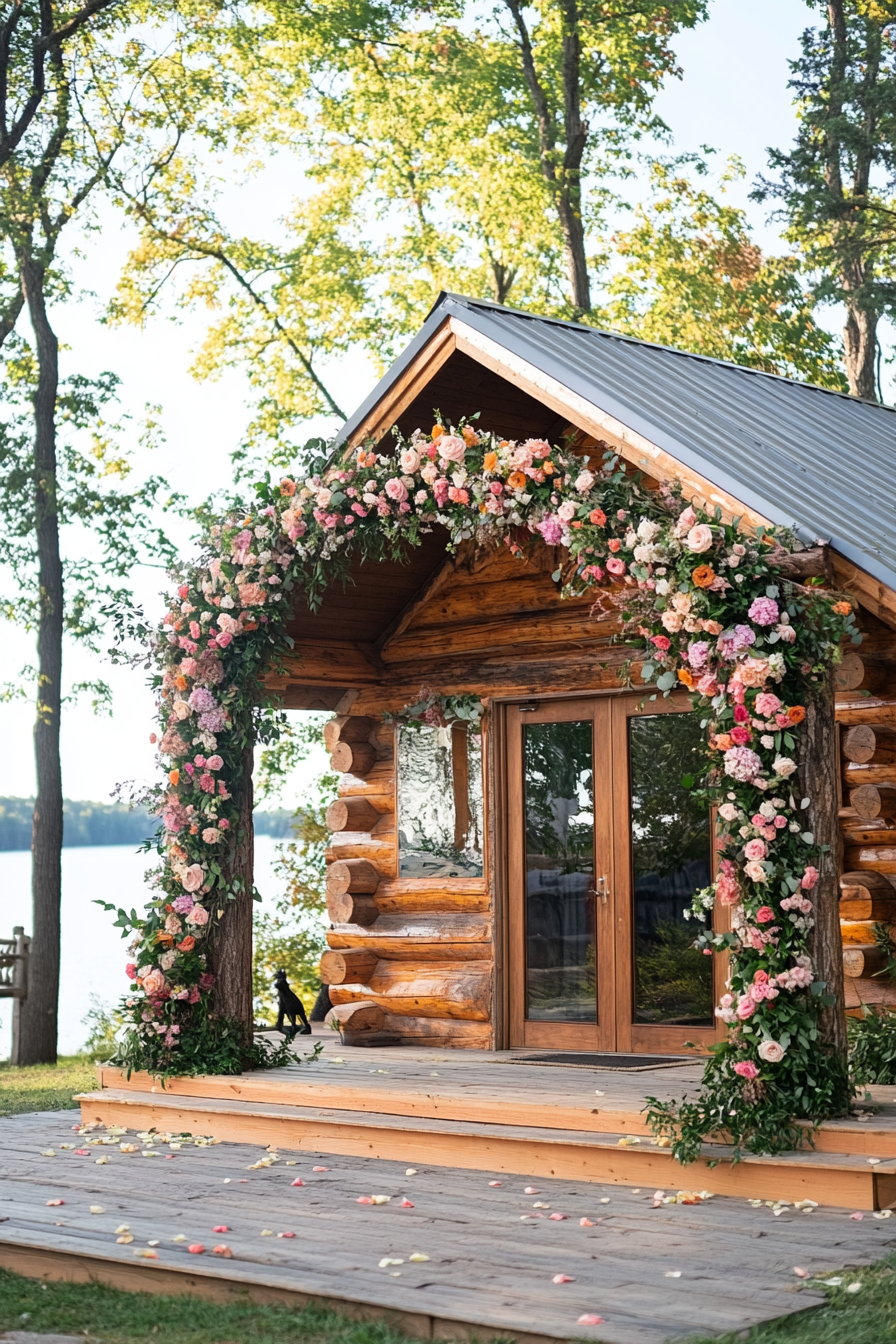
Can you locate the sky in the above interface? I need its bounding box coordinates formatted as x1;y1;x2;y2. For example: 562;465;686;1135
0;0;832;810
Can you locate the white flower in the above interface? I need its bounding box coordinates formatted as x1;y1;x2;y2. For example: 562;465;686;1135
637;518;660;542
761;734;775;748
414;489;428;505
451;468;468;488
759;801;776;819
773;755;798;778
220;595;234;609
557;500;577;522
719;803;739;822
758;1040;785;1063
767;653;786;681
655;579;671;596
633;543;660;563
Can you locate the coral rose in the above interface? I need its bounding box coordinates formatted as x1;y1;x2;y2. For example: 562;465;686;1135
589;507;606;526
483;451;498;473
744;859;768;882
279;478;296;496
141;967;168;997
692;565;715;588
787;705;806;725
661;609;683;632
606;556;626;576
735;657;770;688
733;1060;759;1079
756;905;775;923
686;524;713;553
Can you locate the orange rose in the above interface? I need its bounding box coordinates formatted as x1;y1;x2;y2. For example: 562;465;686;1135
589;508;606;526
279;478;296;496
179;934;196;953
431;423;444;439
507;471;527;491
462;426;479;446
692;565;715;588
169;769;180;786
543;460;555;475
832;600;852;616
483;451;498;472
175;675;187;691
710;733;733;751
787;705;806;725
678;668;695;687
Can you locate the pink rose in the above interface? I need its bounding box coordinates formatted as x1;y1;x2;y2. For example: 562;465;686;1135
181;863;204;892
574;470;595;493
733;1060;759;1079
755;905;775;923
776;623;796;643
800;866;819;890
744;839;767;861
164;914;183;935
660;609;682;631
384;477;408;502
186;904;210;926
206;755;223;771
696;673;719;696
755;692;782;717
606;556;626;576
399;448;420;474
557;500;577;522
202;827;221;844
141;968;168;998
686;524;713;553
729;726;751;745
736;995;757;1020
677;505;697;531
438;435;466;464
758;1040;785;1063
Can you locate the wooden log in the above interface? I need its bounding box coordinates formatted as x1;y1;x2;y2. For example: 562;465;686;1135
329;959;492;1020
325;797;382;833
835;652;887;694
764;544;830;581
840;895;896;921
839;817;896;845
845;845;896;873
324;1000;384;1032
323;715;377;752
330;740;377;776
836;696;896;726
840;870;895;898
840;920;896;945
844;763;896;788
848;782;896;819
325;891;380;927
842;725;896;766
326;858;381;896
319;949;379;986
843;945;890;978
805;669;847;1056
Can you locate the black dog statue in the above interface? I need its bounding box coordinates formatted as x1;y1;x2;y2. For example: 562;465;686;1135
273;969;312;1037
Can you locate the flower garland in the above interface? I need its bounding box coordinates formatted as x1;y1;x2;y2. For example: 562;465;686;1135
110;420;858;1128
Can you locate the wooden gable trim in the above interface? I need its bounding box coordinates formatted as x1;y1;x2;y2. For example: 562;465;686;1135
346;320;456;447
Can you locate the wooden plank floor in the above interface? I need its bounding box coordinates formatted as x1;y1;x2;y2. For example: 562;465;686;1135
3;1112;896;1344
95;1029;896;1157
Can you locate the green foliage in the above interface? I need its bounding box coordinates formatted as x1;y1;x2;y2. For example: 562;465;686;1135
847;1005;896;1085
111;996;298;1079
80;994;124;1062
0;1057;96;1116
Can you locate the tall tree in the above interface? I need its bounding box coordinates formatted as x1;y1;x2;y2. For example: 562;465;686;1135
600;156;846;386
756;0;896;400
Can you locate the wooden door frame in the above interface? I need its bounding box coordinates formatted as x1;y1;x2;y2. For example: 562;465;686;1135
496;687;726;1055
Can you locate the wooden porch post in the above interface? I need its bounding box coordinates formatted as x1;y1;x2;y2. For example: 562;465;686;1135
804;666;847;1057
209;738;255;1040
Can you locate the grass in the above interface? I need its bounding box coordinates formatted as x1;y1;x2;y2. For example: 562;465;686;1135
0;1256;895;1344
0;1269;420;1344
0;1054;96;1116
682;1251;896;1344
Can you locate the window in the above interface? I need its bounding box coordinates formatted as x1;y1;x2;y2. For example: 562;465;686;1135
397;724;483;877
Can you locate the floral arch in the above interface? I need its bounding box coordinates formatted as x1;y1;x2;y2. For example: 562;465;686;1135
107;420;859;1158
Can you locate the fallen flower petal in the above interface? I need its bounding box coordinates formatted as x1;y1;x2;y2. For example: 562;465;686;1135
116;1235;134;1244
846;1282;862;1293
172;1234;187;1242
793;1268;809;1278
405;1168;417;1176
409;1253;430;1262
45;1199;64;1207
399;1198;414;1208
580;1218;595;1227
524;1187;539;1194
549;1213;568;1221
147;1240;160;1247
665;1271;682;1278
370;1195;391;1205
188;1244;205;1254
578;1315;605;1326
260;1229;273;1236
357;1197;374;1205
89;1206;105;1214
212;1244;233;1257
277;1231;295;1239
379;1257;404;1267
213;1226;229;1233
488;1181;502;1187
291;1179;305;1187
134;1248;159;1259
850;1212;864;1221
313;1166;329;1172
552;1274;575;1284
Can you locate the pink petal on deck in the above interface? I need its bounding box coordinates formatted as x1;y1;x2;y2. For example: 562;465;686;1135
212;1244;232;1257
188;1244;206;1254
549;1213;568;1221
313;1166;328;1172
488;1181;502;1187
291;1179;305;1187
74;1149;90;1156
850;1212;864;1221
793;1268;809;1278
552;1274;575;1284
524;1187;539;1195
579;1218;595;1227
45;1199;64;1207
213;1226;229;1233
357;1196;374;1205
399;1198;414;1208
578;1314;604;1326
278;1231;296;1238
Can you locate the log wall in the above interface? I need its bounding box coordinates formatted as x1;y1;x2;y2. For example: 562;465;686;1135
836;617;896;1015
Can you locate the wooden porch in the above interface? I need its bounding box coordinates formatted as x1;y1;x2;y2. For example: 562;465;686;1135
77;1028;896;1212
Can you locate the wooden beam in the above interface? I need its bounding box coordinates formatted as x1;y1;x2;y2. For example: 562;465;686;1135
345;321;456;448
832;554;896;629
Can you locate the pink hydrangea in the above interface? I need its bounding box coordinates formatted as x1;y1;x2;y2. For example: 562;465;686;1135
172;893;194;914
755;691;782;717
748;596;779;626
718;624;756;658
687;641;710;670
188;686;216;713
723;745;762;781
536;516;563;546
199;707;227;732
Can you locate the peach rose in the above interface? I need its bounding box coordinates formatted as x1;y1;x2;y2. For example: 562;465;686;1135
237;583;266;606
141;967;168;997
399;448;420;474
744;860;769;882
181;863;204;892
661;610;684;632
438;435;466;464
686;524;713;553
735;656;770;688
186;904;210;926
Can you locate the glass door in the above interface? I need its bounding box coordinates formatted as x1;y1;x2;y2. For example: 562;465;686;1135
506;699;616;1050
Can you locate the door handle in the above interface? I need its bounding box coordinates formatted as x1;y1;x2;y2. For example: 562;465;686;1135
591;876;609;905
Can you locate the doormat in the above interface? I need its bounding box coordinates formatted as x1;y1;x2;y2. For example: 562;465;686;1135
504;1052;698;1071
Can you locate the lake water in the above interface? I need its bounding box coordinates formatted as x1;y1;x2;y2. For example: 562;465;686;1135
0;836;286;1058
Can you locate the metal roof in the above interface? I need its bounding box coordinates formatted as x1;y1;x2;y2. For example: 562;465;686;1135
339;292;896;593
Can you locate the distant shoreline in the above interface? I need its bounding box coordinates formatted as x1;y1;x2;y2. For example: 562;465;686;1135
0;798;297;851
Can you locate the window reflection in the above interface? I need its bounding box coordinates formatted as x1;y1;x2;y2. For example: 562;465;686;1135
524;720;597;1023
630;714;713;1026
398;724;483;876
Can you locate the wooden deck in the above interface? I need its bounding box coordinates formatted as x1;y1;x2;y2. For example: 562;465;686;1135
3;1108;896;1344
76;1030;896;1212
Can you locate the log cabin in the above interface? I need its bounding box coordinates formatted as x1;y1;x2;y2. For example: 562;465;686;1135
266;292;896;1056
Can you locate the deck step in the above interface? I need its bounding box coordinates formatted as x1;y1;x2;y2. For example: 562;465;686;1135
78;1088;896;1211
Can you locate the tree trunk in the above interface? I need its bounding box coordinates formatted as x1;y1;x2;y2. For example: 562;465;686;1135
804;668;847;1059
209;738;254;1041
14;248;62;1066
842;295;878;401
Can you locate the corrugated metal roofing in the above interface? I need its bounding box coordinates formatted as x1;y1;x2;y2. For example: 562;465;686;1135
339;293;896;593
